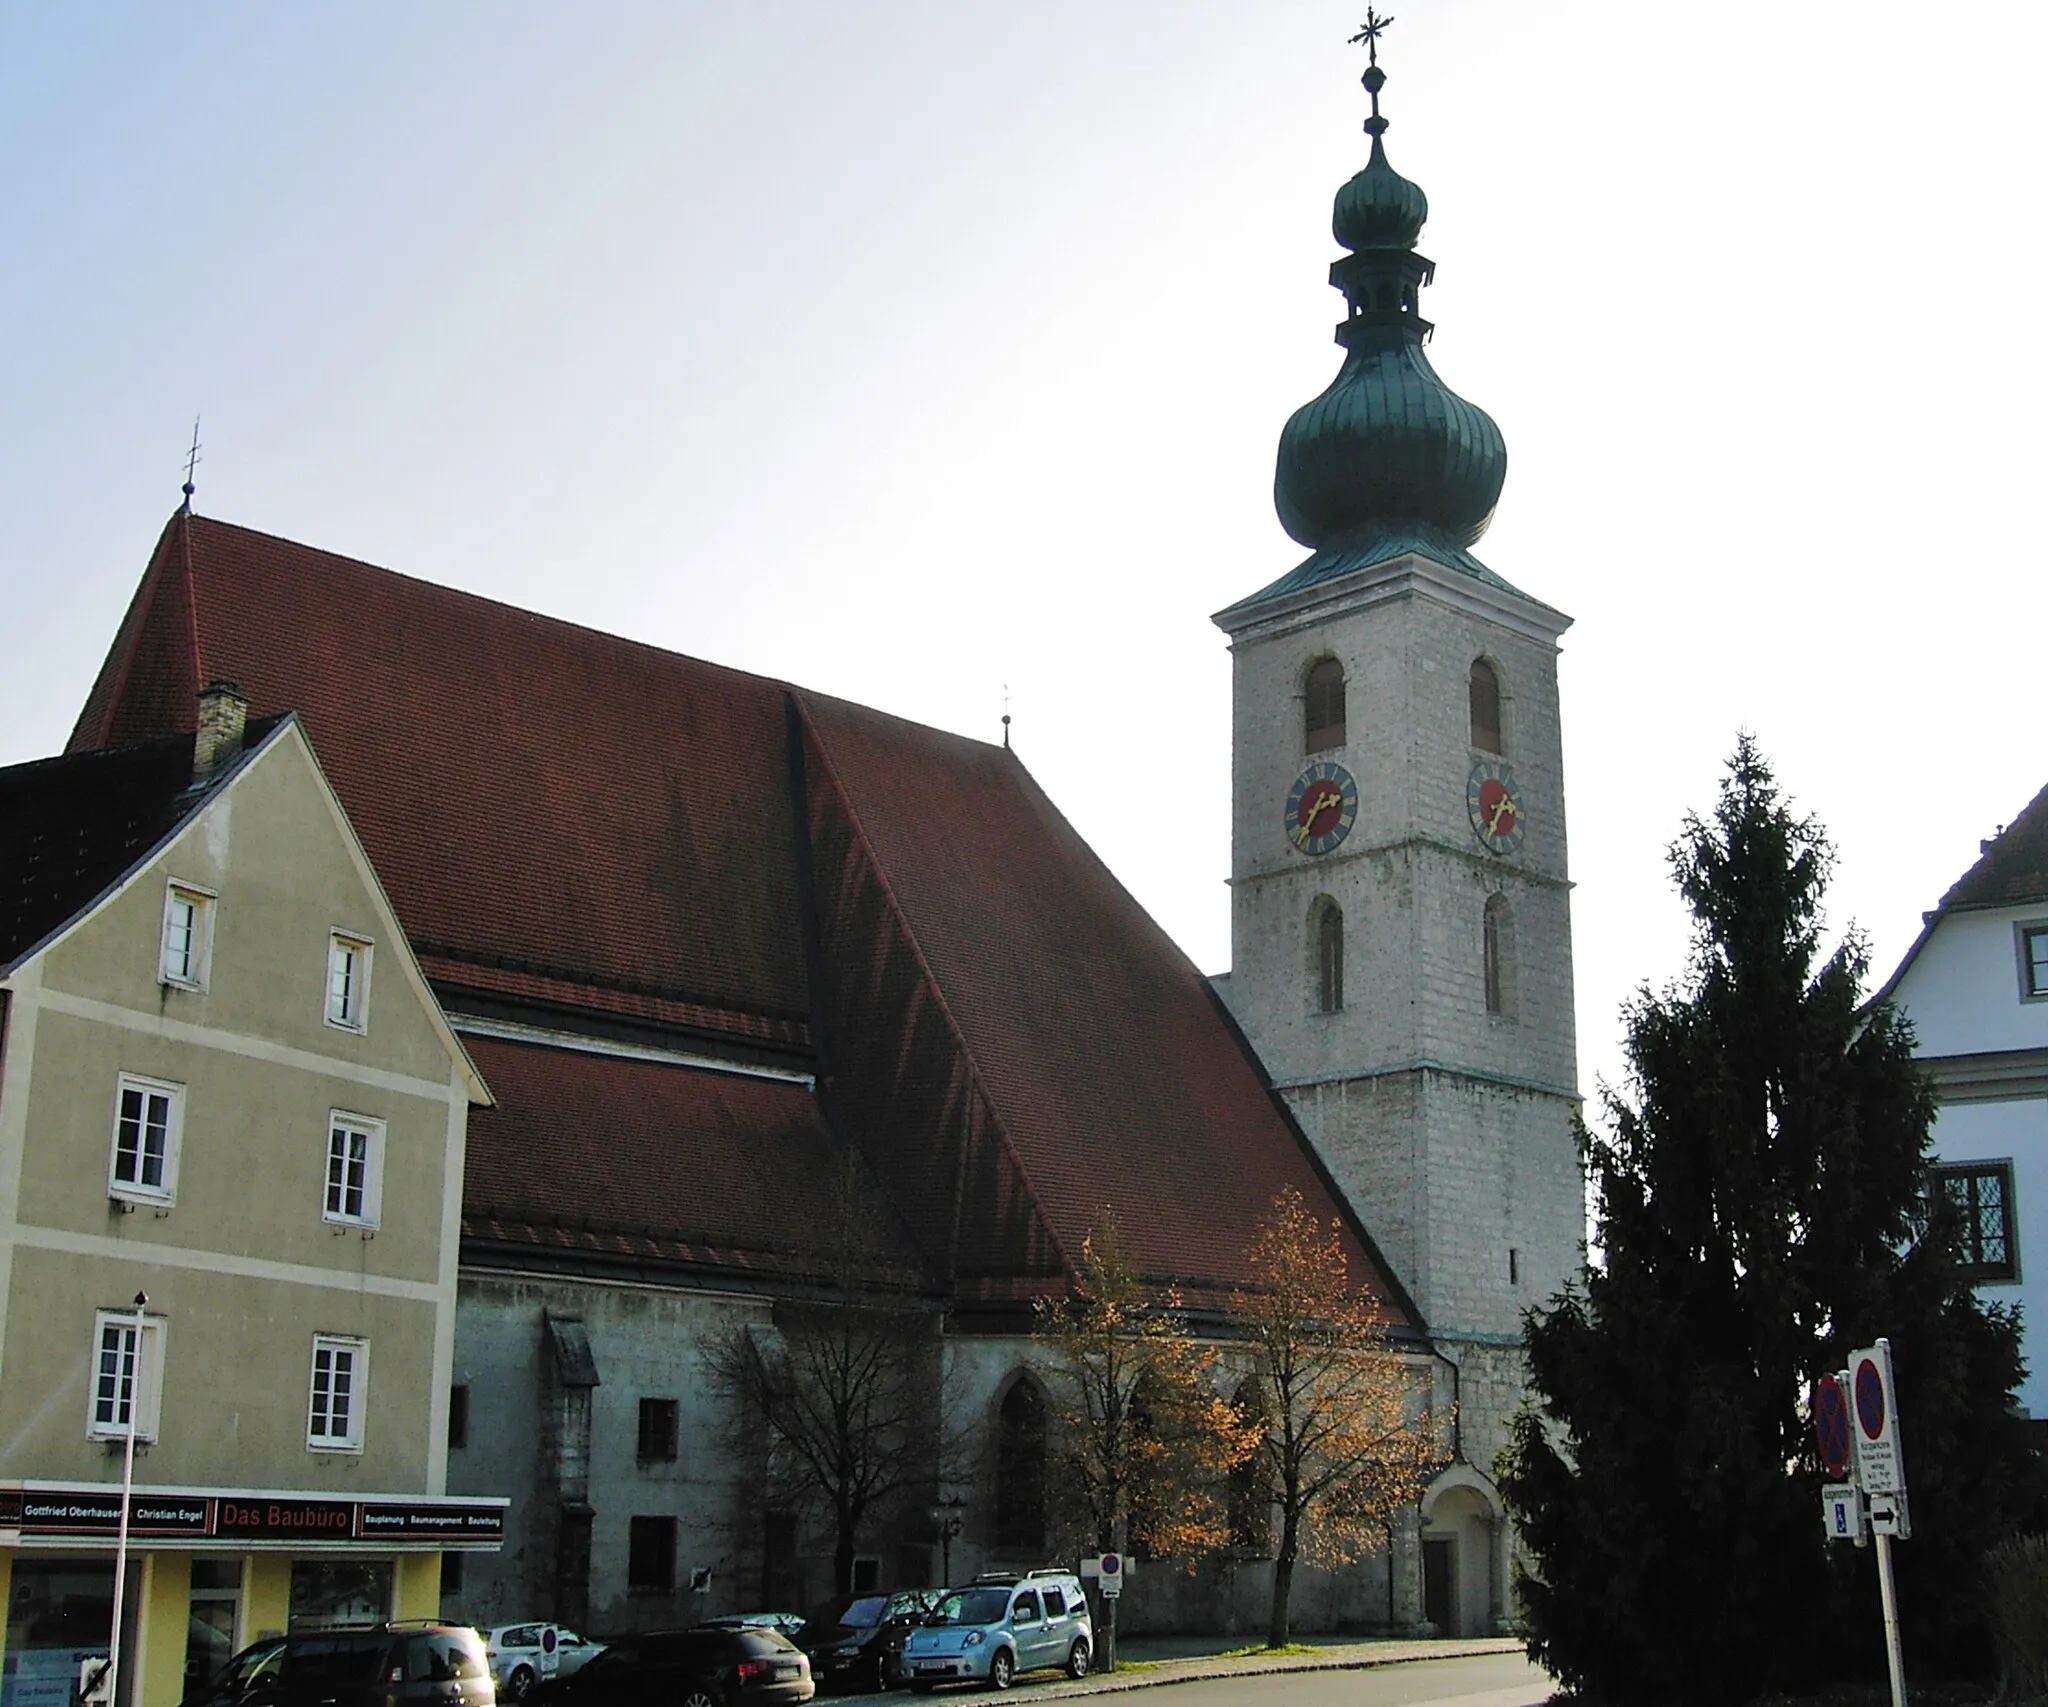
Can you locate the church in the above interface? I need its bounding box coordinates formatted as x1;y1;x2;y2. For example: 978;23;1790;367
31;36;1580;1645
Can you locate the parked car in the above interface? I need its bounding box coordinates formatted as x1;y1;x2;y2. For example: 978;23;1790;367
180;1623;495;1707
697;1613;807;1640
530;1626;811;1707
794;1591;940;1692
898;1573;1092;1692
483;1624;604;1702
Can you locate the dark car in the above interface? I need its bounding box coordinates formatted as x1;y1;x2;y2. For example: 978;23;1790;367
794;1592;938;1693
181;1624;495;1707
530;1627;811;1707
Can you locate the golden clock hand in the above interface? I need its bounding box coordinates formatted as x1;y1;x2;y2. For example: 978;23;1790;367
1488;794;1517;834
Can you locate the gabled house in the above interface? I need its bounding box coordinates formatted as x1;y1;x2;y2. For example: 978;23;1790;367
1877;782;2048;1418
65;512;1424;1636
0;688;501;1707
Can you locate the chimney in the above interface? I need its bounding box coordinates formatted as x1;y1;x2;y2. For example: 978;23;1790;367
193;679;249;780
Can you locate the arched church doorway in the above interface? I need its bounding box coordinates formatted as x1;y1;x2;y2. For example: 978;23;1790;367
1419;1475;1501;1635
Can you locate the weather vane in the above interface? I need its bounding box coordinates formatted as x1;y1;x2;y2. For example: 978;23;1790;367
181;415;203;513
1348;9;1394;66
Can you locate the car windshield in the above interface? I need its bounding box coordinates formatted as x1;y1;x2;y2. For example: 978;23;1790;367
930;1589;1012;1626
807;1595;887;1630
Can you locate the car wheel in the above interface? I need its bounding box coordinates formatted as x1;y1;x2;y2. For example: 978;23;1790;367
986;1650;1012;1691
505;1669;536;1704
1065;1640;1090;1681
680;1691;718;1707
873;1650;896;1691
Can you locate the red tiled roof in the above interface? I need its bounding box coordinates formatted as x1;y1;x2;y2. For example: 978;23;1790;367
798;696;1411;1319
460;1035;929;1292
74;513;1415;1328
72;514;810;1043
1940;781;2048;911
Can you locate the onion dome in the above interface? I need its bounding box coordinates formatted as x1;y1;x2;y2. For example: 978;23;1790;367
1274;41;1505;558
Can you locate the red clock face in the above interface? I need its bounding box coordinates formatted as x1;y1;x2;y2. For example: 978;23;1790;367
1475;778;1517;836
1284;763;1359;856
1466;760;1526;855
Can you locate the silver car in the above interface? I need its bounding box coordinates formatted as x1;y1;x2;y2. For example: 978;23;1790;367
899;1573;1092;1691
482;1624;603;1703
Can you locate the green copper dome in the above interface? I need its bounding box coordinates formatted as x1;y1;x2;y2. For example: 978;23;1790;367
1274;58;1505;557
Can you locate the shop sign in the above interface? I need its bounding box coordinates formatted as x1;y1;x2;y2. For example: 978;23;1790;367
0;1483;507;1549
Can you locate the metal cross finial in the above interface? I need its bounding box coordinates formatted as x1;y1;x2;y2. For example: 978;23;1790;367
181;415;203;512
1348;9;1394;67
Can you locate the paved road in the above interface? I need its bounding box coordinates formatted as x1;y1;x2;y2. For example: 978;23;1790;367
1089;1653;1554;1707
880;1651;1553;1707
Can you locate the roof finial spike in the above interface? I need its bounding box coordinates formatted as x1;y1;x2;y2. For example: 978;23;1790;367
181;415;203;514
1349;9;1394;137
1001;684;1012;750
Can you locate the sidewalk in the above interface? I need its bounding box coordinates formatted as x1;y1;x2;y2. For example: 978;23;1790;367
983;1632;1529;1698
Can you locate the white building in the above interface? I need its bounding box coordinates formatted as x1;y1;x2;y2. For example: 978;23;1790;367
1876;783;2048;1417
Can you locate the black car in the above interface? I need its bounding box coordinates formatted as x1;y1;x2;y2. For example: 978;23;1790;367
794;1592;938;1693
181;1624;495;1707
531;1628;812;1707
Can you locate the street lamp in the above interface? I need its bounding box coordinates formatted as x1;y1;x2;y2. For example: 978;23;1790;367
103;1291;149;1707
928;1495;967;1586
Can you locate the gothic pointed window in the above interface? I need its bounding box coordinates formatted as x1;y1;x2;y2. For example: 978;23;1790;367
1305;658;1346;753
993;1378;1046;1551
1227;1378;1273;1552
1483;893;1514;1016
1317;903;1345;1014
1469;659;1502;753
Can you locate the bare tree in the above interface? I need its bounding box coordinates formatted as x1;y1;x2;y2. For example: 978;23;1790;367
708;1292;940;1596
1230;1186;1446;1648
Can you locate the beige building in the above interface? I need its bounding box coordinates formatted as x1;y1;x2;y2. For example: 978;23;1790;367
0;689;502;1707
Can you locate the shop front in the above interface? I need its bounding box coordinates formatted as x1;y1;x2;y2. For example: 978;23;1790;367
0;1485;507;1707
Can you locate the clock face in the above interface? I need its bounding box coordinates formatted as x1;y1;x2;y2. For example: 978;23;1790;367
1285;761;1359;856
1467;759;1525;855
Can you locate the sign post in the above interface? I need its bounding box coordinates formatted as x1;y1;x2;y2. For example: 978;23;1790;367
1850;1342;1909;1707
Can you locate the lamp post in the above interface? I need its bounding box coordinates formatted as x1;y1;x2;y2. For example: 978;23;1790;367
928;1495;967;1587
103;1291;149;1707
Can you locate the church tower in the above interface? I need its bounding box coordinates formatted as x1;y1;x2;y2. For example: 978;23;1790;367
1214;25;1582;1628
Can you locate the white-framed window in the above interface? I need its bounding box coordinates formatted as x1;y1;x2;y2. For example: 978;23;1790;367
307;1335;367;1451
87;1310;165;1441
325;933;372;1032
159;881;215;990
108;1074;183;1204
323;1112;384;1228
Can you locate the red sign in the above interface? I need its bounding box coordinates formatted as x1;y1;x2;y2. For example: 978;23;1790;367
1813;1375;1851;1476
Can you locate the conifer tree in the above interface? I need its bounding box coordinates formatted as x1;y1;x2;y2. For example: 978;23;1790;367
1501;738;2040;1706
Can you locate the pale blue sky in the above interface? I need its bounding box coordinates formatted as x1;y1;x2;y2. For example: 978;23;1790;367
5;2;2043;1099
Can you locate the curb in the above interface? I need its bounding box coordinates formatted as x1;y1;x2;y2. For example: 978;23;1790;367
1009;1638;1529;1698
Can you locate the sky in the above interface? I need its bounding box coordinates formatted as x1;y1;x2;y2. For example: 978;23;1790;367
4;1;2043;1108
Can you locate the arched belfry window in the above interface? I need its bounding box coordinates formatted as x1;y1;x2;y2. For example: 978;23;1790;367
1316;901;1344;1014
1469;659;1503;753
1305;658;1346;753
993;1378;1047;1551
1483;893;1514;1016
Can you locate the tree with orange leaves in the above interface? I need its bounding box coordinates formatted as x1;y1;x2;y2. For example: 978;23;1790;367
1231;1186;1446;1648
1034;1217;1255;1667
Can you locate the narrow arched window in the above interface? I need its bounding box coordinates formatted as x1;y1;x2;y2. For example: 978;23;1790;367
1317;904;1344;1014
993;1379;1046;1551
1483;893;1513;1016
1227;1378;1272;1552
1469;659;1502;753
1305;658;1346;753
